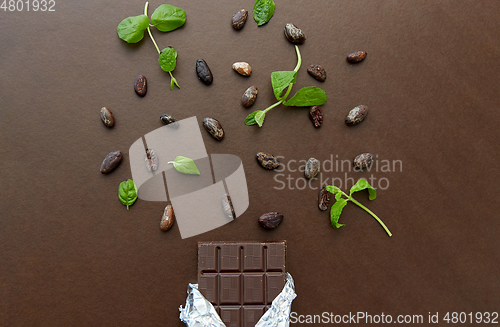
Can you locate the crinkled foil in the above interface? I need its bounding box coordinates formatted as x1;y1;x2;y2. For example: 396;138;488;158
179;273;297;327
255;273;297;327
179;283;225;327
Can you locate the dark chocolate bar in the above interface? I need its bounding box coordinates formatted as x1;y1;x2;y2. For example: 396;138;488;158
198;241;286;327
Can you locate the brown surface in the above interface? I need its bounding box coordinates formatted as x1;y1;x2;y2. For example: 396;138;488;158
1;0;499;326
198;241;286;326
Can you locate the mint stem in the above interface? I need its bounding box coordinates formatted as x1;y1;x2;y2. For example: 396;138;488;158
293;45;302;72
169;72;179;88
343;191;392;237
144;2;160;54
263;100;283;113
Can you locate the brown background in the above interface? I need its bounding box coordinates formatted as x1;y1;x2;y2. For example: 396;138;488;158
1;0;499;326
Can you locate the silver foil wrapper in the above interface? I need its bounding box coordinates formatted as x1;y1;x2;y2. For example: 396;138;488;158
179;273;296;327
255;273;297;327
179;283;226;327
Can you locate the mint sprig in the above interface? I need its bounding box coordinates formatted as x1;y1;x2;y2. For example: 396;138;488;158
326;179;392;237
117;2;184;90
245;45;327;127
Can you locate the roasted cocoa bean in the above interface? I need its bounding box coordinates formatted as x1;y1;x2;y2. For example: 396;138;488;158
354;153;374;170
318;187;330;211
307;64;326;82
241;86;258;108
100;107;114;128
222;194;236;220
347;51;367;63
145;148;159;172
258;212;283;230
196;59;213;85
232;9;248;30
134;75;147;96
345;105;368;125
160;204;175;231
160;114;177;125
100;151;123;174
305;158;320;179
309;105;323;128
256;152;280;170
203;117;224;141
284;23;306;44
232;62;252;76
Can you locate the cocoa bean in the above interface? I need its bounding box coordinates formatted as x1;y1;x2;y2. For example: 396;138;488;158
134;75;147;96
196;59;213;85
318;187;330;211
307;64;326;82
203;117;224;141
242;86;258;108
100;151;123;174
100;107;114;128
309;105;323;128
345;105;368;126
305;158;320;179
258;212;283;230
347;51;367;63
354;153;374;169
232;62;252;76
256;152;280;170
232;9;248;30
160;204;175;231
284;23;306;44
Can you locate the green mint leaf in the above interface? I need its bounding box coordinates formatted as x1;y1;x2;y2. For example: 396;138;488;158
159;47;177;72
117;15;150;43
350;178;377;200
245;111;262;125
253;0;275;26
330;198;348;228
168;156;200;175
284;86;327;107
326;185;341;194
118;179;138;210
255;111;266;127
271;71;297;100
335;192;342;201
151;4;186;32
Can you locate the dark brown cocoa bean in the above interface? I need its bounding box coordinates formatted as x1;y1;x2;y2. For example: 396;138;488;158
196;59;213;85
345;105;369;125
100;151;123;174
284;23;306;44
232;62;252;76
318;187;330;211
256;152;280;170
309;105;323;128
203;117;224;141
100;107;114;128
145;148;159;172
160;204;175;231
231;9;248;30
347;51;367;63
134;75;147;96
354;153;374;170
307;64;326;82
258;212;283;230
222;194;236;220
305;158;320;179
160;114;177;125
242;86;258;108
